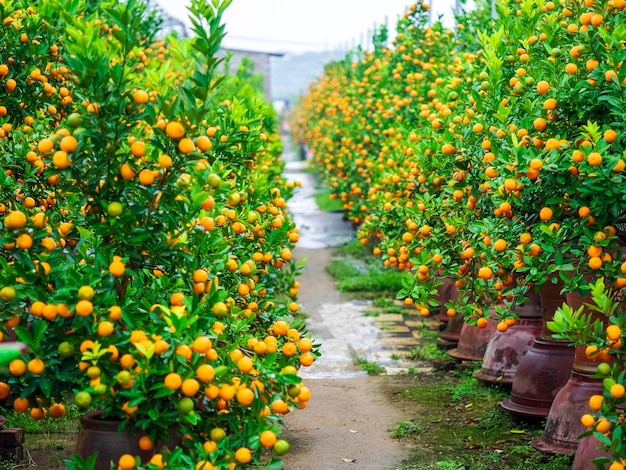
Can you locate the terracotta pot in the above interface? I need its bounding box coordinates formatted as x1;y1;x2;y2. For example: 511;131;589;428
436;280;462;349
474;315;543;385
530;290;608;454
500;279;575;417
475;288;543;385
530;368;603;454
437;314;464;350
434;278;458;332
572;435;613;469
447;315;497;362
77;411;180;470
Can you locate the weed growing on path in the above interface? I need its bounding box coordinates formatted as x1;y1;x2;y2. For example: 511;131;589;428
390;421;422;438
356;358;385;375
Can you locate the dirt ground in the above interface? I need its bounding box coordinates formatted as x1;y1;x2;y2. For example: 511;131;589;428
281;247;409;470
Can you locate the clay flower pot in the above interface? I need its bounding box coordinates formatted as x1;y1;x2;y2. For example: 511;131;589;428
448;312;498;362
530;290;608;454
77;411;180;470
475;288;543;385
500;279;575;417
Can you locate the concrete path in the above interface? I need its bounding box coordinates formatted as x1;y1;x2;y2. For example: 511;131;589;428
279;134;432;469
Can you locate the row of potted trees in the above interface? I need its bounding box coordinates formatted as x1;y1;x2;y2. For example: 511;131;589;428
0;0;315;469
293;0;625;467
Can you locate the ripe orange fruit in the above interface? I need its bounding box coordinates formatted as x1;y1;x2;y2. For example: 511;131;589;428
97;320;114;337
219;383;236;402
281;342;297;357
138;169;155;185
588;257;603;270
587;152;602;166
589;394;603;411
73;298;93;316
604;129;617;143
543;98;557;110
120;354;136;370
109;305;122;321
109;260;125;277
9;359;26;376
176;344;193;361
192;269;208;283
15;233;32;250
27;358;45;375
610;383;625;399
178;138;195;154
236;387;255;406
196;364;215;383
164;372;182;390
118;454;136;470
13;397;29;413
477;266;493;280
4;211;27;231
196;135;212;152
493;239;507;252
120;163;136;180
596;418;611;434
181;378;201;397
606;325;622;342
165;121;184;139
133;89;149;105
38;138;54;153
150;454;165;469
170;292;185;306
536;80;549;94
260;429;277;448
130;141;145;158
237;356;254;373
299;352;315;366
476;317;488;329
60;135;78;153
0;382;9;399
272;320;289;336
580;413;595;428
539;207;553;221
49;403;66;419
235;447;252;464
30;407;46;420
52;150;71;169
271;399;289;414
138;435;153;451
192;336;212;354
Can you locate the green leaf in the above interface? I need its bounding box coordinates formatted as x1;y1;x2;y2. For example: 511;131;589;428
153;388;176;399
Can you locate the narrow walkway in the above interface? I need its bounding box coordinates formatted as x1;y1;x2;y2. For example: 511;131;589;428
280;135;432;469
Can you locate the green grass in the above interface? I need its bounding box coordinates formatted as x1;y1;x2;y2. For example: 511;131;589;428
357;358;385;375
373;297;396;308
326;259;363;280
395;366;574;470
314;191;344;212
326;240;406;293
390;421;422;438
409;342;450;361
4;404;81;433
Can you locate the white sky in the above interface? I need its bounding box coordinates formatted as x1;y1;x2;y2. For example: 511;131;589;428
156;0;459;54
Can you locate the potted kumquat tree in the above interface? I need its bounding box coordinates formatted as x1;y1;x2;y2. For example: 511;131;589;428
0;0;317;469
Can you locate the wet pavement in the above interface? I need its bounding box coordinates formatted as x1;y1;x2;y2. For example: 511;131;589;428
281;134;433;379
282;140;354;249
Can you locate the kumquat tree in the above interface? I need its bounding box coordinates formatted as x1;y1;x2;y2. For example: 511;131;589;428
294;0;626;467
0;0;318;468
